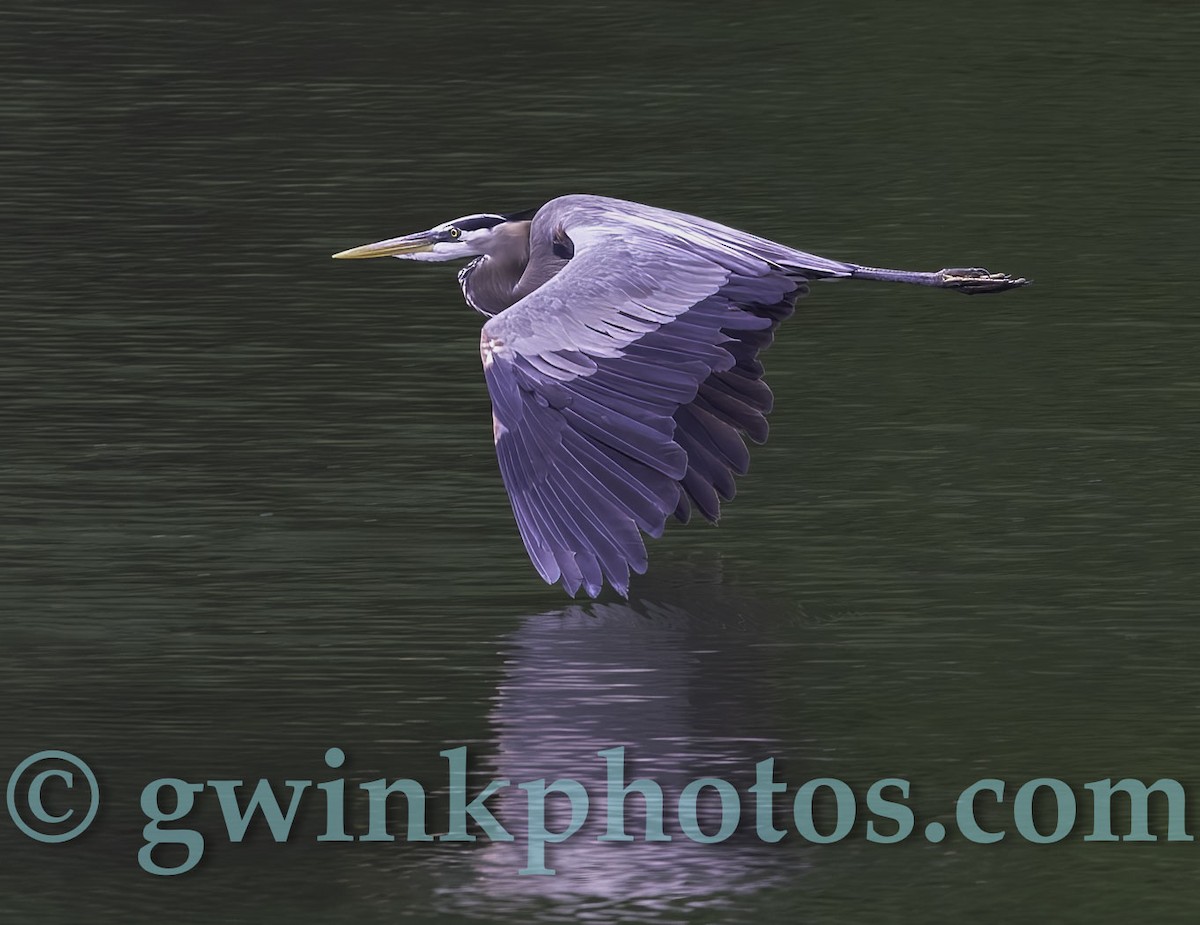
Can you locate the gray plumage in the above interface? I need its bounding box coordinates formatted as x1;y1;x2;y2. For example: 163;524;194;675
333;194;1028;598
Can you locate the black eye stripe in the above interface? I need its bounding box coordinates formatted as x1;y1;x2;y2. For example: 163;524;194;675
452;214;505;232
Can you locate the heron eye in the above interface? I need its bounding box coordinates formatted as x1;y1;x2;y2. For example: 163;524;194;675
448;227;461;239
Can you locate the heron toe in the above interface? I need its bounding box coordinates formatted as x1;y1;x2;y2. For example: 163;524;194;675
938;267;1030;294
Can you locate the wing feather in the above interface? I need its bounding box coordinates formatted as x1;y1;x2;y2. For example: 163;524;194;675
479;195;843;596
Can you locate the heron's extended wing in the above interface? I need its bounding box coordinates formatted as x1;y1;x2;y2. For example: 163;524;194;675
481;210;819;597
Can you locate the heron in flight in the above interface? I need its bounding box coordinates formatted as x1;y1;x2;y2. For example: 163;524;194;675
333;194;1027;598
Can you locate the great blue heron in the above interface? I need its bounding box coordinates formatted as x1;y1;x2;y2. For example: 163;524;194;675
333;194;1028;598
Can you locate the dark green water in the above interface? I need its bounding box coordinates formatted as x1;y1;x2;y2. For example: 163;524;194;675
3;1;1199;921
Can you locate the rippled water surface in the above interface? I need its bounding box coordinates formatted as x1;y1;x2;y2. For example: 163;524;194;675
3;1;1199;922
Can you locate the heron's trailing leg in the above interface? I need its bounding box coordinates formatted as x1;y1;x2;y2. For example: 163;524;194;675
849;265;1029;294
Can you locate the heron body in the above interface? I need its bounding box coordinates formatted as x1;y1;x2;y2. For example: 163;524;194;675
333;194;1028;598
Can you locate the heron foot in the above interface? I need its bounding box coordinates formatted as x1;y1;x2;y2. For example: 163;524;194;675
937;267;1031;294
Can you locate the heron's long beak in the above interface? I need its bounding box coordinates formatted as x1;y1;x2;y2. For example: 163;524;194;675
331;232;436;259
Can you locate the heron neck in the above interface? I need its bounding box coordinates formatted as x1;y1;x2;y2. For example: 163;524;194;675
459;250;528;317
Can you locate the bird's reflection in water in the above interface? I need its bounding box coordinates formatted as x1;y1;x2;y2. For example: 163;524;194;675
438;585;814;920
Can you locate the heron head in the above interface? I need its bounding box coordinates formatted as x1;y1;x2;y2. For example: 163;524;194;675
332;209;537;263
